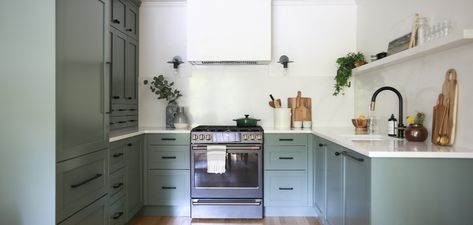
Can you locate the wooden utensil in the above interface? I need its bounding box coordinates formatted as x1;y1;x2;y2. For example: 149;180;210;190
446;69;458;145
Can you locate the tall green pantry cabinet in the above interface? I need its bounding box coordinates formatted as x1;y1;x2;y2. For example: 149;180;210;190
56;0;110;224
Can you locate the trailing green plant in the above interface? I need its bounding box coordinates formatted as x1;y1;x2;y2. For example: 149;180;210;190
333;52;365;96
143;75;182;103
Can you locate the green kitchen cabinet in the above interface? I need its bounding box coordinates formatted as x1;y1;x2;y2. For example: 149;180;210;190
126;136;144;219
343;149;370;225
125;2;139;39
111;0;127;33
264;171;308;206
56;0;110;162
314;136;326;218
125;37;138;104
110;26;127;104
144;134;190;209
325;143;344;225
109;196;127;225
58;196;108;225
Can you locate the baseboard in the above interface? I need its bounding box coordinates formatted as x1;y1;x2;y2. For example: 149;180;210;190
264;206;317;217
140;206;190;217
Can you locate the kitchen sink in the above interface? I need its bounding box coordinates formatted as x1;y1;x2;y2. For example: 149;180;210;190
339;134;386;141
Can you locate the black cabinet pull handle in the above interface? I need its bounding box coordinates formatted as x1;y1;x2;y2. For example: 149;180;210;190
342;151;364;162
128;120;137;122
110;122;115;125
112;212;124;219
279;138;294;142
118;109;126;111
335;152;341;156
129;109;136;111
113;153;123;158
126;28;133;32
127;143;132;147
279;157;294;160
118;121;127;124
70;174;102;188
112;19;120;24
113;96;120;99
161;138;176;141
161;156;177;159
113;182;124;189
319;143;327;147
279;187;294;191
162;186;177;190
127;97;132;100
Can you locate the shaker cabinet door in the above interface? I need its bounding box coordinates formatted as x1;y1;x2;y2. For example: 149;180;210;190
125;3;139;39
344;149;370;225
111;0;127;32
111;27;127;104
125;37;138;104
325;144;344;225
126;136;144;218
56;0;109;161
314;139;326;216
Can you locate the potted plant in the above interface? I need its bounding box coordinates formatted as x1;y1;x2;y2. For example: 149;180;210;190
405;112;428;142
333;52;366;96
144;75;183;128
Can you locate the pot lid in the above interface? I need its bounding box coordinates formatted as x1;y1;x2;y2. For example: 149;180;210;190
233;114;261;121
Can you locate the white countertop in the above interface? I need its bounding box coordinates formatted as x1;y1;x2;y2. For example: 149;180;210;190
110;126;473;159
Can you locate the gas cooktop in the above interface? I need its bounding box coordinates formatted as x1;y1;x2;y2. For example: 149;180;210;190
191;125;263;133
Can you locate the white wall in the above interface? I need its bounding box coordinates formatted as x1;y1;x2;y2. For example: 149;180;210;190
355;0;473;148
0;0;56;224
139;1;357;127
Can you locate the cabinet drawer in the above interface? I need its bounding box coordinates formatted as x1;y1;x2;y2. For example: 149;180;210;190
58;196;107;225
148;146;190;169
111;104;138;117
264;146;308;170
109;196;127;225
109;168;126;203
147;170;190;206
264;171;308;206
57;150;108;221
265;134;308;146
147;134;190;146
110;115;138;130
110;145;126;173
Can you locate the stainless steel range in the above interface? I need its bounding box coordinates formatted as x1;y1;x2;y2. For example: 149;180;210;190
190;125;264;219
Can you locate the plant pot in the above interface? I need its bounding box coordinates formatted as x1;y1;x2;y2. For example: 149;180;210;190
354;60;367;67
166;101;179;128
405;123;428;142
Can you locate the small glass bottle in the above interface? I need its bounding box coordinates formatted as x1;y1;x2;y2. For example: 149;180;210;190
417;17;429;45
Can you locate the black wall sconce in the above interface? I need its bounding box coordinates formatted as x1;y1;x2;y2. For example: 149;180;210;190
277;55;293;68
167;56;184;69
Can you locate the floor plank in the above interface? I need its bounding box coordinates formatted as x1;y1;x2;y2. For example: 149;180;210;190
130;216;322;225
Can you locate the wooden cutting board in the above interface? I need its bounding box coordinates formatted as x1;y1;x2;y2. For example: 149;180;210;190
432;69;458;146
288;91;312;126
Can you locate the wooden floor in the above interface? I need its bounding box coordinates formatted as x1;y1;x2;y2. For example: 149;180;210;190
131;216;322;225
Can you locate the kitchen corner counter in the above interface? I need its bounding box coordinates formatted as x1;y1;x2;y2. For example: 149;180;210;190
109;127;191;142
311;127;473;159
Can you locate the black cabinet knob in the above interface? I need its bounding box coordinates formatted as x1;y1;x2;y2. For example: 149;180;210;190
126;28;133;32
319;143;326;147
335;152;341;156
113;96;120;99
112;19;120;24
127;143;132;147
127;97;132;100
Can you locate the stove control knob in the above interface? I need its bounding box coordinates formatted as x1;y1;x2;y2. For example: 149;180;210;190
206;134;212;140
192;134;198;140
242;134;247;140
256;134;262;140
249;134;255;140
199;134;204;140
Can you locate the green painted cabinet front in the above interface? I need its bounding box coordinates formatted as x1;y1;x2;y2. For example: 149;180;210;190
110;26;127;103
126;136;144;218
56;0;109;162
264;146;308;170
125;37;138;104
58;196;108;225
147;170;190;206
109;196;127;225
325;143;344;225
111;0;127;33
125;2;139;39
264;171;308;206
314;137;326;217
344;149;370;225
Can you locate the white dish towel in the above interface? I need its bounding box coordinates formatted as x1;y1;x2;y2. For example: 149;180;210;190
206;145;227;174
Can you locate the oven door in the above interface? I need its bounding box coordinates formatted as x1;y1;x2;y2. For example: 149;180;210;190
191;144;263;198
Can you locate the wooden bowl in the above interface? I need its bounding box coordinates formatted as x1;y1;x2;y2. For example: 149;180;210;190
352;118;370;133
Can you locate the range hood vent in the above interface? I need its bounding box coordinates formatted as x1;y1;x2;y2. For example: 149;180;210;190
187;0;272;65
189;61;270;65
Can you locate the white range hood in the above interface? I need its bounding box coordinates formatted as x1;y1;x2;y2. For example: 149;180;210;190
187;0;272;65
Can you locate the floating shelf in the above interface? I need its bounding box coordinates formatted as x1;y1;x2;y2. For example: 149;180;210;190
353;29;473;75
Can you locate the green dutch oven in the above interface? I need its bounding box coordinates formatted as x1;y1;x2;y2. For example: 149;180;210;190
233;114;261;127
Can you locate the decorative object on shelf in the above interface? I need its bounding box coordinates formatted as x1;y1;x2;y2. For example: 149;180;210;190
376;52;387;60
288;91;312;128
417;17;429;45
352;115;370;134
173;107;189;129
143;75;183;128
405;112;428;142
432;69;458;146
333;52;365;96
408;13;420;48
277;55;293;68
387;33;412;56
167;56;184;69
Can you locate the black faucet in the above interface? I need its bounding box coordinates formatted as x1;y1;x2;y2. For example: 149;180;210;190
370;86;406;138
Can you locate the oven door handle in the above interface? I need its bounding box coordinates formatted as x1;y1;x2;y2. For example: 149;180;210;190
192;200;262;206
192;146;261;150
